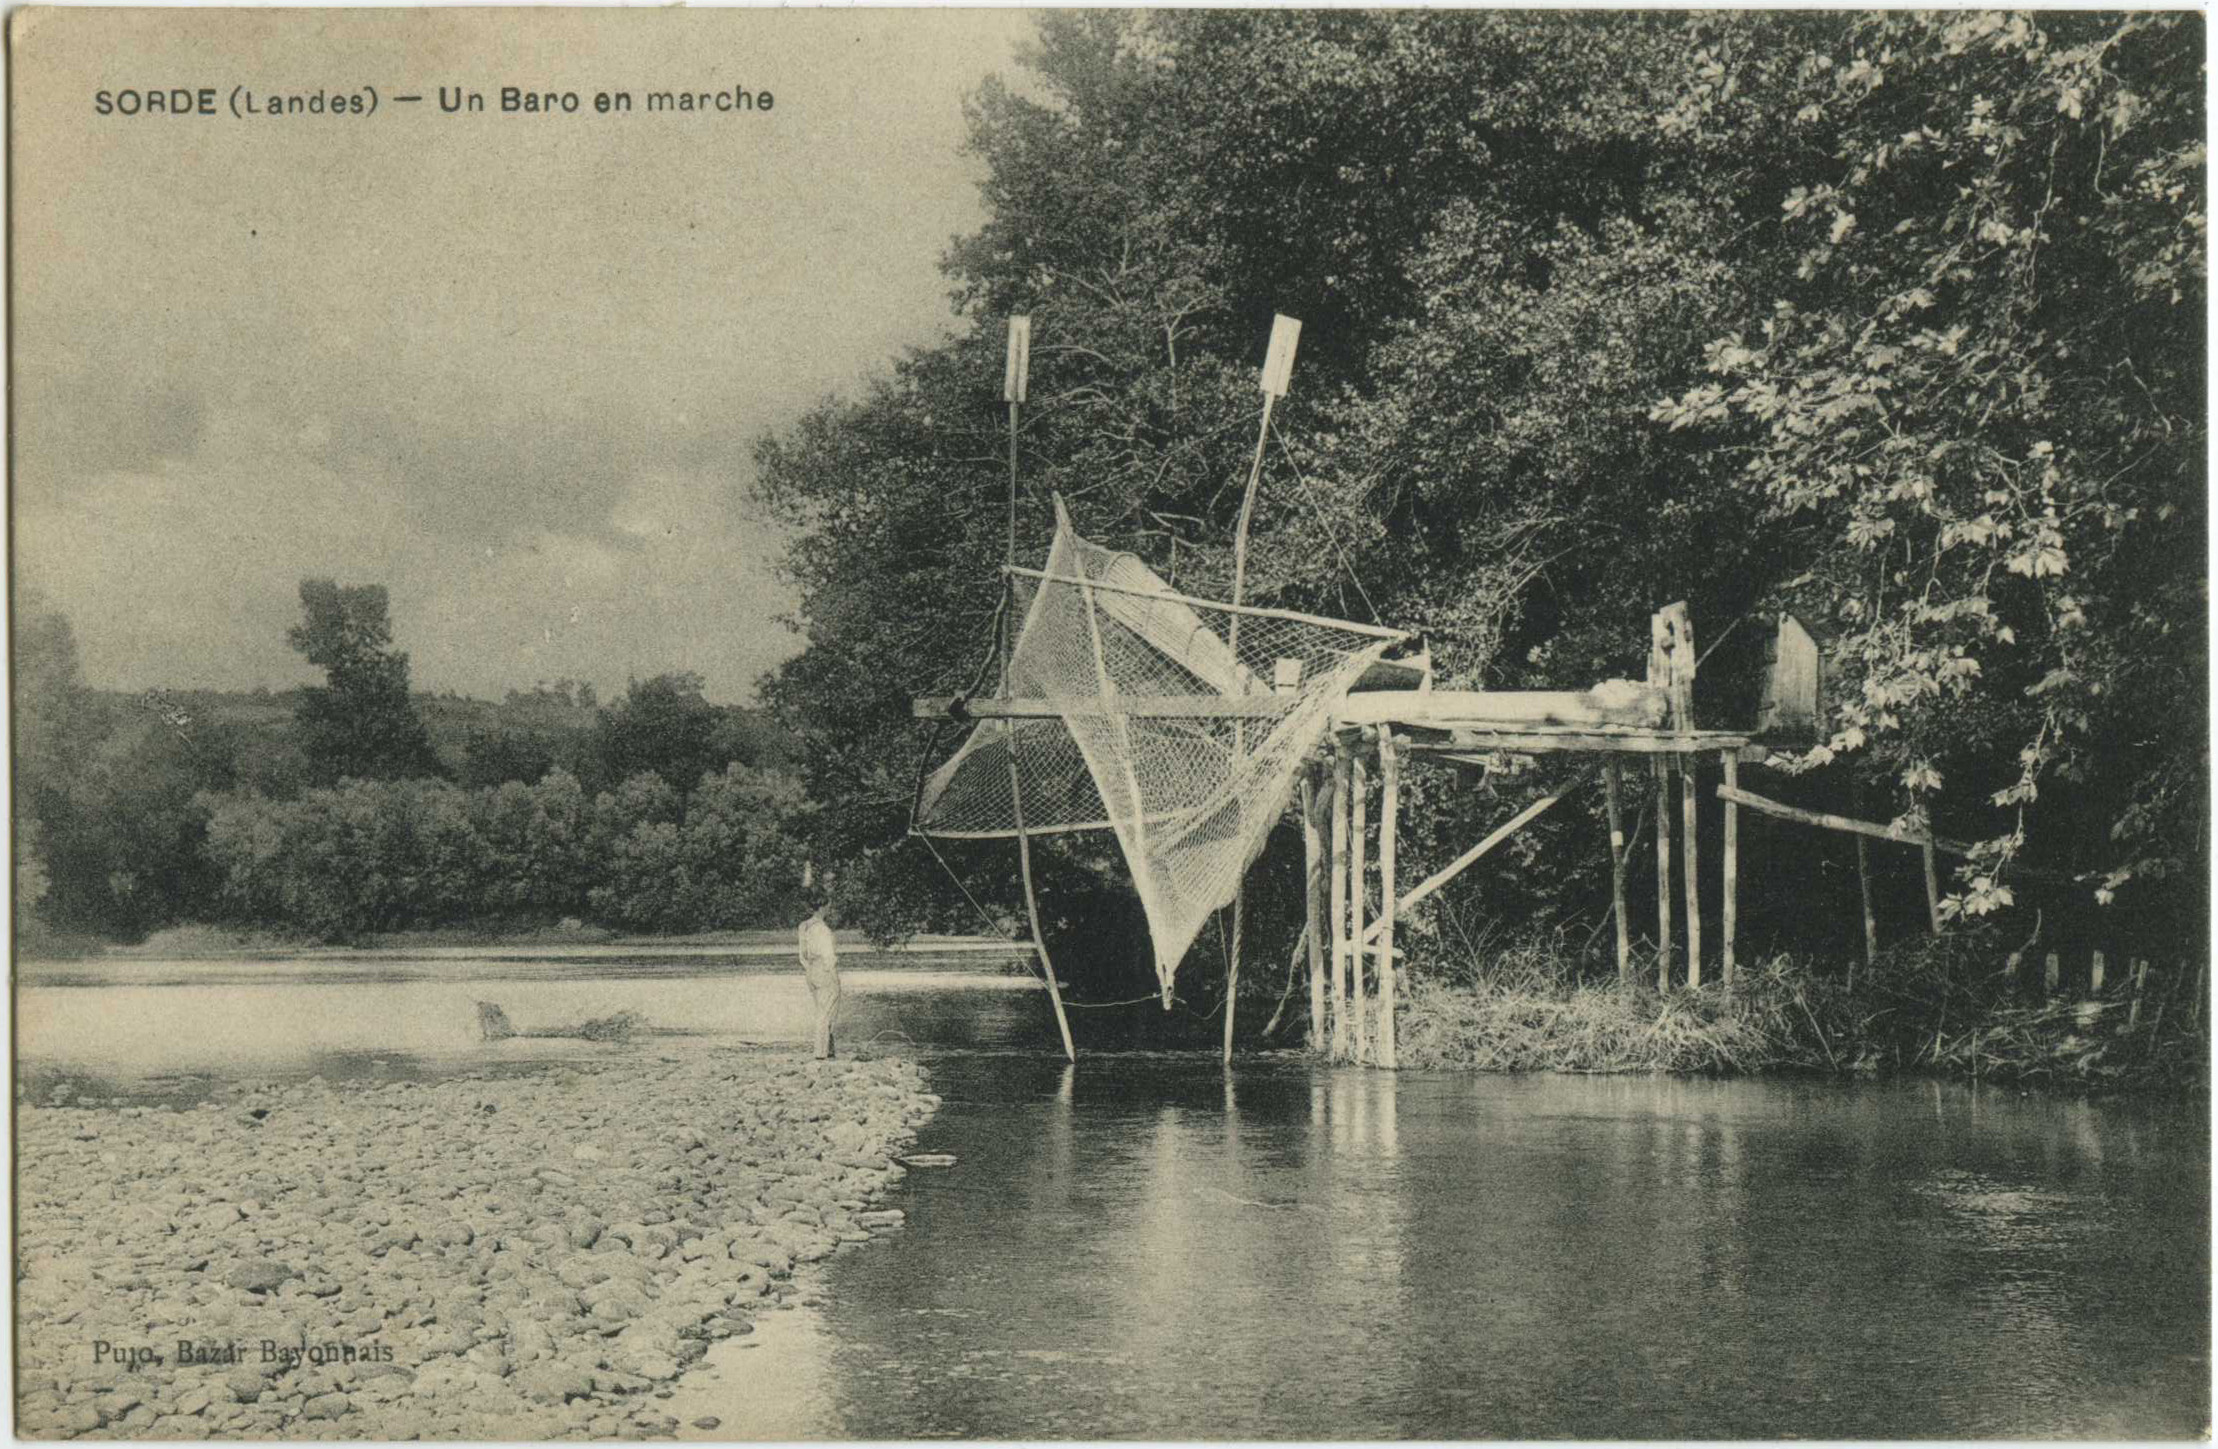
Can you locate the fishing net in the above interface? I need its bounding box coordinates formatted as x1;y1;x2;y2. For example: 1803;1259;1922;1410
915;508;1402;1002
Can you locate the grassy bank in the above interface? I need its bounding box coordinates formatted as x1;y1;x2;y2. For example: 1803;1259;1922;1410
1395;938;2208;1094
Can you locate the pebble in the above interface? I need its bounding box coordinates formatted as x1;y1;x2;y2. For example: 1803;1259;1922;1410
15;1051;935;1440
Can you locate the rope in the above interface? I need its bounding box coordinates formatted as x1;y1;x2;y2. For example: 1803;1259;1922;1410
909;587;1011;832
1270;417;1383;625
1066;991;1186;1010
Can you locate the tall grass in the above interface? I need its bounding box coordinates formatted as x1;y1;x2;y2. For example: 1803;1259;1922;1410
1395;930;2208;1092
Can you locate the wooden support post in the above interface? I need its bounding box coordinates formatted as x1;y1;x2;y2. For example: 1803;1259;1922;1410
2130;958;2148;1029
1605;759;1631;986
1225;892;1243;1065
1330;753;1351;1061
1852;784;1877;974
1721;753;1739;987
1377;731;1401;1070
1681;752;1702;988
1361;791;1565;945
2045;951;2061;995
1008;760;1076;1064
1922;840;1942;934
1654;755;1674;991
1302;771;1327;1053
2091;949;2107;995
2192;959;2206;1027
1350;748;1371;1063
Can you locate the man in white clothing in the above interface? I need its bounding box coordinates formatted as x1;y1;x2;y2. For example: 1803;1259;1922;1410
796;891;841;1059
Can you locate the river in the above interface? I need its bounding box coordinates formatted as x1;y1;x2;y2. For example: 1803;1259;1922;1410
17;953;2211;1439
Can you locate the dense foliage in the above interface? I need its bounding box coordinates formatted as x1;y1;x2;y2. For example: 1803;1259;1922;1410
199;764;811;940
14;589;810;945
755;12;2205;1004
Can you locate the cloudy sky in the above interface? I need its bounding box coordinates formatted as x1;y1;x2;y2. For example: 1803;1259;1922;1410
12;8;1035;702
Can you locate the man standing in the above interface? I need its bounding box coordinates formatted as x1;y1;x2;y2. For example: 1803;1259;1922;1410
796;892;841;1059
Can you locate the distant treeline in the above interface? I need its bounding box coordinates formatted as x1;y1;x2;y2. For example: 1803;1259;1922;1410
15;582;810;947
202;766;810;941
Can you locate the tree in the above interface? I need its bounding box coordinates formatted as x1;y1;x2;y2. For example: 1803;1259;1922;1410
592;672;725;795
758;11;2206;976
288;580;442;785
1650;11;2206;941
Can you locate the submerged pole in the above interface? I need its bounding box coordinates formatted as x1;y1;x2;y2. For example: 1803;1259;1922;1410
1377;730;1400;1070
1605;758;1631;986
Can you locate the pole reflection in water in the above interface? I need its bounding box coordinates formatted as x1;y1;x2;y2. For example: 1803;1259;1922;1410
418;1048;2218;1440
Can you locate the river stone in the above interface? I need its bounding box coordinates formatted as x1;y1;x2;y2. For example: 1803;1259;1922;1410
225;1258;293;1293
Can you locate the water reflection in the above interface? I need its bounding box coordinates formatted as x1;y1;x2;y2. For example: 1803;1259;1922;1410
13;956;2207;1439
781;1059;2205;1440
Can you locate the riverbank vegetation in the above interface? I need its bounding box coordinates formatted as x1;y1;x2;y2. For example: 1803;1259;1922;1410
1397;932;2208;1091
748;11;2205;1081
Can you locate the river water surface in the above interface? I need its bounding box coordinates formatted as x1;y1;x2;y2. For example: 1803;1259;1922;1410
17;953;2210;1439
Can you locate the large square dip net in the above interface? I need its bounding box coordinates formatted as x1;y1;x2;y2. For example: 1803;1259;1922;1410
915;508;1404;1003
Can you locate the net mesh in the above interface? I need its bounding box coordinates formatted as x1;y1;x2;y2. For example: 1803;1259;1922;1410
916;510;1400;1000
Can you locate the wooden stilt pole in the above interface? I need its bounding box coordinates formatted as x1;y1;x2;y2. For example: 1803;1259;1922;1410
1330;751;1351;1060
998;343;1074;1065
2045;951;2061;996
1011;793;1075;1064
1378;730;1400;1070
1922;840;1943;934
1852;784;1877;974
1350;747;1371;1063
2091;949;2106;995
1654;756;1674;991
1605;759;1631;986
1302;770;1327;1053
1225;893;1242;1064
1721;753;1739;987
1682;752;1702;988
1221;316;1296;1068
2130;958;2148;1029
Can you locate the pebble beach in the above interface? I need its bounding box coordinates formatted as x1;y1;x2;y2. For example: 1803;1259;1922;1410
14;1050;938;1439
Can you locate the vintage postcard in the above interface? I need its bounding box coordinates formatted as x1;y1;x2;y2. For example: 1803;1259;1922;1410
10;7;2208;1442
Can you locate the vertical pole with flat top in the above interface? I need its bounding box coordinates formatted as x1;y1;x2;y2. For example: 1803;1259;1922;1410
1001;316;1073;1063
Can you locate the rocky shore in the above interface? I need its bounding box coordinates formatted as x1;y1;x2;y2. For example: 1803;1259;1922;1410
15;1051;939;1439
